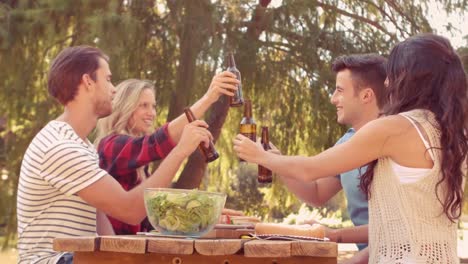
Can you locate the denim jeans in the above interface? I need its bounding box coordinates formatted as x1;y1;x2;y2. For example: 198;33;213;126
57;253;74;264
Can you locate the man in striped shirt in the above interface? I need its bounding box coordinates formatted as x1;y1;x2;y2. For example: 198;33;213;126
17;46;236;264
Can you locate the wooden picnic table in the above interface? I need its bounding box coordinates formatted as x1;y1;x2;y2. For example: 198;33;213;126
53;235;338;263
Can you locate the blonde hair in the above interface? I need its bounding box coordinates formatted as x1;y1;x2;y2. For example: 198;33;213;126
94;79;155;148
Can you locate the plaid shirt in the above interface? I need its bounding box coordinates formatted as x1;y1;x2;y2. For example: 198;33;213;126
97;123;176;235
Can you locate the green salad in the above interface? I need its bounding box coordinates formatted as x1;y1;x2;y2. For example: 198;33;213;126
145;191;223;235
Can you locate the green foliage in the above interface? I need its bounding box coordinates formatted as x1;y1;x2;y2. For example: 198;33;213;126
0;0;466;249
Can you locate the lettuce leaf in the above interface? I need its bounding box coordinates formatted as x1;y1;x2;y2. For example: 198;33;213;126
145;191;223;235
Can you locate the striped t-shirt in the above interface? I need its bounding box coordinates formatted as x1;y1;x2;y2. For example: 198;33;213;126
17;121;108;264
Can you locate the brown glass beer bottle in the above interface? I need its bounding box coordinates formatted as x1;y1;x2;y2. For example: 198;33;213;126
226;52;244;107
183;107;219;163
239;100;256;162
258;126;272;183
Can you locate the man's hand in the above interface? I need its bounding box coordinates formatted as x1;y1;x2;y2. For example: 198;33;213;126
174;120;212;157
218;208;245;224
301;219;340;242
204;71;239;104
221;208;244;216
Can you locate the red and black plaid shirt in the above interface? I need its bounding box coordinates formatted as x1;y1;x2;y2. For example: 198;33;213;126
97;123;176;235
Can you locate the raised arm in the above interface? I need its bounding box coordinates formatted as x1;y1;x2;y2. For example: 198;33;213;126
79;120;211;225
234;117;394;182
167;71;239;143
98;123;175;175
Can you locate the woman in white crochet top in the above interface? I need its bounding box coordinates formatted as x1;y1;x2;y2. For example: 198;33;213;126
234;33;467;264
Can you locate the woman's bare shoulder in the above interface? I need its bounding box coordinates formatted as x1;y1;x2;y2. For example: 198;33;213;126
359;114;411;135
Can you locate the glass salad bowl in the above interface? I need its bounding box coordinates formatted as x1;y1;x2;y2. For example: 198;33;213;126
144;188;226;237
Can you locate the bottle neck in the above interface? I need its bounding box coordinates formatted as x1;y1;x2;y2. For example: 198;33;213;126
243;100;252;118
228;53;236;68
183;108;196;122
261;127;269;145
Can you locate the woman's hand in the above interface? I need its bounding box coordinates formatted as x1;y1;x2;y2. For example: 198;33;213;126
233;134;267;164
204;71;239;104
268;142;281;155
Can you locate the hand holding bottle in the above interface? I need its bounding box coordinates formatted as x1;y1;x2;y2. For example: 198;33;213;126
174;120;212;158
233;133;266;164
184;107;219;162
204;71;239;104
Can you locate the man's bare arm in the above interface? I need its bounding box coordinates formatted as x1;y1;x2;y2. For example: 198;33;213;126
280;176;342;206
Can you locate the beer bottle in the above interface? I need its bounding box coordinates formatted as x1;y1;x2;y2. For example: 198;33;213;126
226;52;244;107
183;107;219;163
239;99;256;162
258;126;272;183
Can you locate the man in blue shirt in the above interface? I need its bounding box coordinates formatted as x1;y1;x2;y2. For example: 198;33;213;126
280;54;387;263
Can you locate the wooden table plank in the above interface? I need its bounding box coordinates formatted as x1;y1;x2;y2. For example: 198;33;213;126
74;251;337;264
291;241;337;257
53;236;99;252
100;236;147;254
147;237;194;255
194;239;243;255
244;240;291;258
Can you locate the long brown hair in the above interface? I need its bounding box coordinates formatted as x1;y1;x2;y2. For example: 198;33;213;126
360;34;468;222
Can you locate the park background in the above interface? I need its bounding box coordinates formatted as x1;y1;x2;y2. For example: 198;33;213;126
0;0;467;262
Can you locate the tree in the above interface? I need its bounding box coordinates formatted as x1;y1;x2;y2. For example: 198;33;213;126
0;0;466;249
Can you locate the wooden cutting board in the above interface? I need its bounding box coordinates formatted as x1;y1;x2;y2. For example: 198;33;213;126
134;225;254;239
203;225;254;239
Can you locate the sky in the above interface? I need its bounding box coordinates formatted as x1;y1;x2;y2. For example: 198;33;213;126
270;0;467;48
427;1;467;48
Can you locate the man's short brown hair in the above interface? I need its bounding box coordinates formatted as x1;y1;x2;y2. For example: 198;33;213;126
332;54;387;108
48;46;109;105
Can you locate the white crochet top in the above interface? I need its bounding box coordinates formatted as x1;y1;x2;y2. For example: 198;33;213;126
368;109;460;264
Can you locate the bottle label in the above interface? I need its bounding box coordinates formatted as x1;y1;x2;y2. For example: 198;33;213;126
241;133;256;142
240;125;256;141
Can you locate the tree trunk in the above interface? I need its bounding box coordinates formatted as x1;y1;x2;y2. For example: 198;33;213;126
174;0;272;189
173;96;230;189
166;0;212;121
166;0;212;188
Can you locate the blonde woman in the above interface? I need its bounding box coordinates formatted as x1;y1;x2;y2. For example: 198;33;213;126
95;73;238;235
